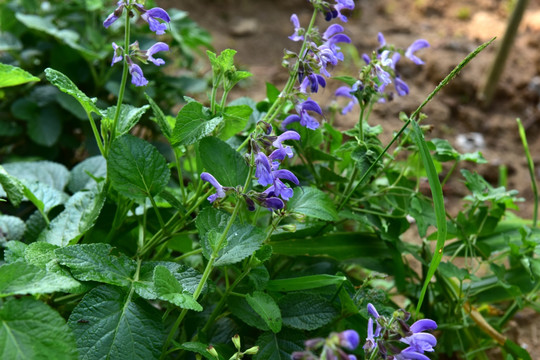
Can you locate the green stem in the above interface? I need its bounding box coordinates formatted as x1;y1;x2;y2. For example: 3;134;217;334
174;148;186;201
85;109;105;157
172;248;203;262
148;195;166;231
106;12;131;155
517;118;538;227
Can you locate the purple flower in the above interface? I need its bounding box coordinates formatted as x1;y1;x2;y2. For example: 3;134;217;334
269;130;300;161
300;74;326;94
255;152;274;186
374;64;392;92
145;42;169;66
323;24;352;45
394;77;409;96
367;303;380;318
327;0;355;22
141;7;171;35
259;196;285;210
405;39;430;65
289;14;304;41
338;330;360;350
335;83;360;114
396;319;437;360
281;98;323;130
103;1;126;28
128;62;148;87
377;32;386;47
111;42;123;66
200;172;226;202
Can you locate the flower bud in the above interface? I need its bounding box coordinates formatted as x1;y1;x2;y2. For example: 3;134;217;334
207;345;219;359
280;224;297;232
243;346;259;355
232;334;241;350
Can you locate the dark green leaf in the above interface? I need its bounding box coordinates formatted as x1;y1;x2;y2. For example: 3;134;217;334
68;156;106;193
254;329;304;360
45;68;100;114
153;265;202;311
246;291;282;333
27;105;62;146
0;63;39;88
108;134;170;200
55;243;136;287
279;293;337;330
145;93;172;139
172;101;222;146
228;296;269;331
101;104;150;138
68;285;164;360
287;187;338;221
178;342;224;360
219;105;252;140
198;136;249;187
0;297;78;359
266;274;347;292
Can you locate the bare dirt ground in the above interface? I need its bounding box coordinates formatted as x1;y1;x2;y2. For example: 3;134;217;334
160;0;540;357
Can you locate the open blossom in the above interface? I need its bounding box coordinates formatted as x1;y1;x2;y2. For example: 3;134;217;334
200;172;227;202
127;61;148;87
405;39;430;65
289;14;304;41
281;98;323;130
103;1;171;35
324;0;355;22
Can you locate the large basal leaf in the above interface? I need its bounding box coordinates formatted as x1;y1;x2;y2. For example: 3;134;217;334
68;285;164;360
198;137;249;187
101;104;150;138
0;261;80;297
196;207;265;266
171;101;222;146
287;187;338;221
68;156;106;193
246;291;282;333
0;215;25;242
0;165;24;207
254;329;304;360
38;186;106;246
279;293;338;331
108;134;170;201
0;63;39;88
55;243;136;287
0;297;78;359
1;160;70;194
45;68;100;115
152;265;202;311
24;180;69;215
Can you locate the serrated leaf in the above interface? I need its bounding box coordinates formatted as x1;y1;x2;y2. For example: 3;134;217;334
0;63;39;88
145;93;172;139
153;266;202;311
246;291;282;333
0;165;24;207
1;160;69;194
254;329;304;360
4;241;27;263
68;156;106;193
38;186;106;246
108;134;170;201
196;208;265;266
171;101;222;146
228;296;269;331
0;261;81;297
287;187;338;221
101;104;149;138
198;137;249;187
45;68;100;114
0;297;78;359
279;293;337;330
23;180;69;214
68;285;164;360
55;243;136;287
0;215;25;242
218;104;252;140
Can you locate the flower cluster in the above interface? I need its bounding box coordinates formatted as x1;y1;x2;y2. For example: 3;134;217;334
364;303;438;360
335;33;429;114
104;1;171;86
291;329;360;360
280;1;354;131
201;123;301;211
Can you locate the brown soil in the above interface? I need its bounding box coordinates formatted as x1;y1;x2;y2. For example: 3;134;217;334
159;0;540;357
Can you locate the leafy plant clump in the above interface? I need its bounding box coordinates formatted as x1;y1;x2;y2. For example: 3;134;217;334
0;1;538;359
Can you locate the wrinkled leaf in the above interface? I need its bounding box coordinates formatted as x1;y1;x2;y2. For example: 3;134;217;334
172;101;222;146
279;293;337;330
153;265;202;311
287;187;338;221
246;291;282;333
198;137;249;187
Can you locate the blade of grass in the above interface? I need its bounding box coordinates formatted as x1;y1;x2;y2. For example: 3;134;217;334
516;118;538;227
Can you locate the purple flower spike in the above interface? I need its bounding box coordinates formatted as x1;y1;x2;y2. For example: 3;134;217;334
405;39;430;65
201;172;226;202
289;14;304;42
111;42;123;66
128;62;148;87
367;303;380;318
146;42;169;66
141;7;171;35
339;330;360;350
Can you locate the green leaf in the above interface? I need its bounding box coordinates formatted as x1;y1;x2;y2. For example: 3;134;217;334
1;160;69;194
145;93;172;139
68;285;164;360
0;261;81;297
266;274;347;292
0;165;24;207
27;105;62;147
23;180;69;214
153;265;202;311
198;137;249;187
38;186;106;246
68;156;106;193
178;342;224;360
55;243;136;287
4;241;27;264
287;187;338;221
0;297;78;359
171;101;222;146
254;329;304;360
0;63;39;88
196;208;265;266
279;293;337;330
0;215;25;242
108;134;170;201
101;104;150;138
228;296;270;331
218;105;252;140
45;68;100;115
246;291;282;333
